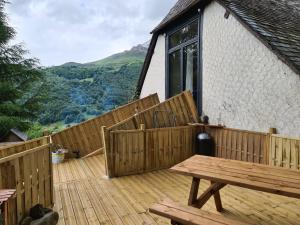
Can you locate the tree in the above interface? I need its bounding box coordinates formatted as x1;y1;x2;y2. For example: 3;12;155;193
0;0;45;138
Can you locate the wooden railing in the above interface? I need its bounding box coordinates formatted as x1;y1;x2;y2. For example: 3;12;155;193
269;135;300;169
0;137;49;158
51;93;159;158
103;122;300;177
0;137;53;224
205;127;269;164
103;125;203;177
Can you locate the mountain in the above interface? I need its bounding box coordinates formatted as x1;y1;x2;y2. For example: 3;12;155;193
89;43;147;67
38;43;148;130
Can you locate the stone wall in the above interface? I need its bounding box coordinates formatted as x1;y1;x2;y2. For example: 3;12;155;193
202;1;300;136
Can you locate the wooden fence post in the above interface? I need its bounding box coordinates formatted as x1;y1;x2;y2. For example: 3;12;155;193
101;126;111;178
269;128;277;135
266;128;277;165
133;114;141;129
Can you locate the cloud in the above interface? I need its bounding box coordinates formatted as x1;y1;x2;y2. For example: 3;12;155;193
7;0;177;66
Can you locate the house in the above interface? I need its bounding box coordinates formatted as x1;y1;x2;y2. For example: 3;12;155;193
0;128;28;143
136;0;300;137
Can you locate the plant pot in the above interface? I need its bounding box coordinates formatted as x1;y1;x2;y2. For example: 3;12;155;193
52;152;65;164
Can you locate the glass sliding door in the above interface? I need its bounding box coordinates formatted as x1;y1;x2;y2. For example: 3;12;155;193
169;50;181;97
184;43;198;104
166;15;201;112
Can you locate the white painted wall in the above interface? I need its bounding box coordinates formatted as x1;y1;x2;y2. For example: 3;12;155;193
202;1;300;136
140;35;166;101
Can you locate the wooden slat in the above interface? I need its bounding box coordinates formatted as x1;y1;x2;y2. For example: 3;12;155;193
269;135;300;170
170;155;300;199
205;127;268;164
51;93;159;158
105;126;199;178
0;136;49;159
150;201;252;225
0;138;52;224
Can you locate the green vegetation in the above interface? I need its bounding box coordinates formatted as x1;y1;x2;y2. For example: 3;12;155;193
0;0;46;139
0;1;147;139
37;45;147;132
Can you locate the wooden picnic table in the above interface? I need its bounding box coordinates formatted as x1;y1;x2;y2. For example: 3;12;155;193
170;155;300;212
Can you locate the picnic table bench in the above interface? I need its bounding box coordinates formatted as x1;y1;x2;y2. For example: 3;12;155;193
150;155;300;225
150;201;252;225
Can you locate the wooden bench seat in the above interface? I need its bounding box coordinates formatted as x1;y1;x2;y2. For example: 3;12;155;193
149;201;252;225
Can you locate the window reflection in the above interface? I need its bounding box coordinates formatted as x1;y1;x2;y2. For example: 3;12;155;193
169;20;198;49
184;43;198;104
167;17;199;110
169;50;181;97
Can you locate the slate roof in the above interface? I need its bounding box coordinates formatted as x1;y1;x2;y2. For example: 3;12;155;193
152;0;200;33
135;0;300;98
154;0;300;75
10;128;28;141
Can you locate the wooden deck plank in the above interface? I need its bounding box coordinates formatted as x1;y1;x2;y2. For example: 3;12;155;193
53;154;300;225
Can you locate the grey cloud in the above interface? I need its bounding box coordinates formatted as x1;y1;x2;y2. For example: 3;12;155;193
7;0;177;66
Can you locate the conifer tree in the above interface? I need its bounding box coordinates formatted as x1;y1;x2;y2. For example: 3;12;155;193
0;0;44;138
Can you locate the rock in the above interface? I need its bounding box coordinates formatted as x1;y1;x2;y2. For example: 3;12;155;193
30;212;59;225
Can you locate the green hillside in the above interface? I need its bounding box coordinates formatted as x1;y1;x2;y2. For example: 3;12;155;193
90;50;145;67
34;44;147;135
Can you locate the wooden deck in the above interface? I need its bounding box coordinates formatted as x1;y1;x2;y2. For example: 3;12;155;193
53;155;300;225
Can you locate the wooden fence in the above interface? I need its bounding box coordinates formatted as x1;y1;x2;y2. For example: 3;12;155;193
51;93;159;158
269;135;300;169
0;137;49;158
205;127;269;164
0;137;53;224
103;126;203;177
107;91;199;133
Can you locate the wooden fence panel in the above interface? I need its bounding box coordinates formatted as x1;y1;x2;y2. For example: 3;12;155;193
105;126;202;177
107;91;199;133
51;93;159;158
0;137;49;158
0;138;53;224
144;126;201;172
110;130;145;176
269;135;300;170
206;127;268;164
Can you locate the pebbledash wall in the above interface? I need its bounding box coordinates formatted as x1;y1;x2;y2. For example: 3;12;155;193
140;1;300;137
140;35;166;101
202;1;300;137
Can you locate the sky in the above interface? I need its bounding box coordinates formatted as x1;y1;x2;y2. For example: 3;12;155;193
6;0;177;66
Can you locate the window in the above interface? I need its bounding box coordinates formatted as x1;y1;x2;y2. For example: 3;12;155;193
166;16;201;112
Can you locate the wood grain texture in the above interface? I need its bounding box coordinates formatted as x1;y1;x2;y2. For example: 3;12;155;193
0;136;49;159
104;126;202;178
0;138;53;224
150;201;252;225
269;135;300;170
170;155;300;199
106;91;199;133
205;127;268;164
53;154;300;225
51;93;159;158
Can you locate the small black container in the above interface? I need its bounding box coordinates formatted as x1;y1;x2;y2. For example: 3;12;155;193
196;133;214;156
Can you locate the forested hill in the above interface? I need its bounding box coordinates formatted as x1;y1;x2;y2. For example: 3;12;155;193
38;43;147;130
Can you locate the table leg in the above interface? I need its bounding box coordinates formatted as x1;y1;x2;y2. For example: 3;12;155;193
188;177;200;205
211;181;224;212
192;182;226;212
